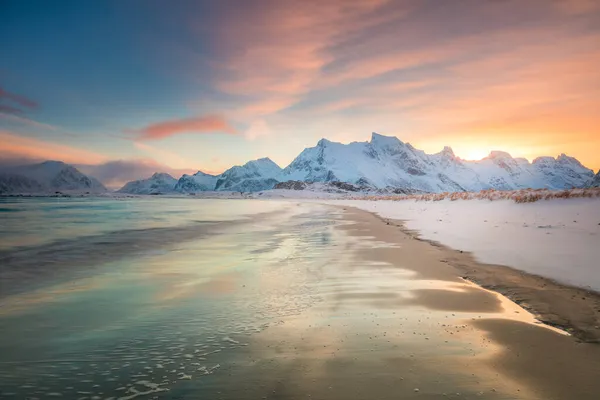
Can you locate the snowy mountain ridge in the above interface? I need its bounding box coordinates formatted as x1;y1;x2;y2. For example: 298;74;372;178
117;172;177;195
169;157;283;194
0;161;107;195
214;158;281;192
587;170;600;188
114;132;595;194
278;133;593;192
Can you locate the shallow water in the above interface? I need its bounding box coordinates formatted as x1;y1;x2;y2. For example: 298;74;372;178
0;197;595;399
0;198;350;398
0;197;282;251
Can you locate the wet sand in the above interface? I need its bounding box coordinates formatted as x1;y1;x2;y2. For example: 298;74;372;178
202;205;600;400
365;209;600;343
2;201;599;399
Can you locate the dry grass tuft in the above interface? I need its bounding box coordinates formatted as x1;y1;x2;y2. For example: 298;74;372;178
352;188;600;204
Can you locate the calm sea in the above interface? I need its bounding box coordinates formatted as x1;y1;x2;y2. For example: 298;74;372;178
0;197;346;399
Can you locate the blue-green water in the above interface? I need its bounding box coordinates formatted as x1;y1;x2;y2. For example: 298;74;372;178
0;198;346;399
2;197;579;400
0;197;281;251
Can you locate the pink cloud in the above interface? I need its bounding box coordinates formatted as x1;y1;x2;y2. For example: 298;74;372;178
0;130;108;165
203;1;395;115
0;87;38;114
554;0;600;14
132;114;237;140
173;1;600;169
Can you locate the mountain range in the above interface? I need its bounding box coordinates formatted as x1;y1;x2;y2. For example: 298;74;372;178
118;132;596;194
0;133;597;195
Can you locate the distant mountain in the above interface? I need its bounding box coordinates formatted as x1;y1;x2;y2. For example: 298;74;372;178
587;170;600;187
174;171;218;193
117;132;595;194
280;133;594;192
281;134;470;192
116;172;177;194
215;158;281;192
121;158;282;194
0;161;107;195
530;154;593;189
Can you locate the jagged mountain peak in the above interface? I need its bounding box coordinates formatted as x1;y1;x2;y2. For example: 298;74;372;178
150;172;175;180
214;157;282;192
370;132;404;148
434;146;456;159
532;154;592;174
441;146;455;155
486;150;514;160
174;170;218;193
281;133;593;192
193;170;217;177
557;153;577;164
244;157;280;168
588;170;600;187
118;171;177;194
120;132;594;194
556;153;590;171
317;138;333;148
532;156;555;165
433;146;461;168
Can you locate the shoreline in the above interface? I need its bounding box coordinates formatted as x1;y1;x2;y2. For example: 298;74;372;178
200;203;600;399
336;204;600;343
2;199;600;399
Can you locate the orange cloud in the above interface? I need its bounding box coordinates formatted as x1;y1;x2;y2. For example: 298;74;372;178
205;0;395;114
132;114;236;140
554;0;600;14
0;130;108;165
176;0;600;169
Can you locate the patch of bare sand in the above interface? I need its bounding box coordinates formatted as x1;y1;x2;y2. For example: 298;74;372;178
338;205;600;399
345;205;600;343
202;204;600;399
474;318;600;400
192;204;599;399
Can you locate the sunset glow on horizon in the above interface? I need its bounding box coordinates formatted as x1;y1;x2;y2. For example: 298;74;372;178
1;0;599;186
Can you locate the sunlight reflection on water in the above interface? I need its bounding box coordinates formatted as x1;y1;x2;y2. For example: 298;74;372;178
0;199;346;398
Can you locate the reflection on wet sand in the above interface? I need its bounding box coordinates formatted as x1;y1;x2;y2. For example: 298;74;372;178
1;201;599;399
206;206;599;400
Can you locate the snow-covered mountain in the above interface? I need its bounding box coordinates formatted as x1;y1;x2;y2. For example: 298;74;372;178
120;157;282;194
280;133;470;192
587;170;600;187
174;171;218;193
0;161;107;195
117;172;177;194
214;158;281;192
531;155;595;189
280;133;594;192
118;133;594;194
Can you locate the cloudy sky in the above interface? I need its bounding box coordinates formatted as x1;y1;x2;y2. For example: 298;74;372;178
1;0;599;187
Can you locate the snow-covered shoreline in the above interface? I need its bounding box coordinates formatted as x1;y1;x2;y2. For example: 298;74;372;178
319;197;600;292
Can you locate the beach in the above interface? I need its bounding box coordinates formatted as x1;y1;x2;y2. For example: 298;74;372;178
0;197;599;399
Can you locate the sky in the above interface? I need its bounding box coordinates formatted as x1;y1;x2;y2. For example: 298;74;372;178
1;0;599;187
